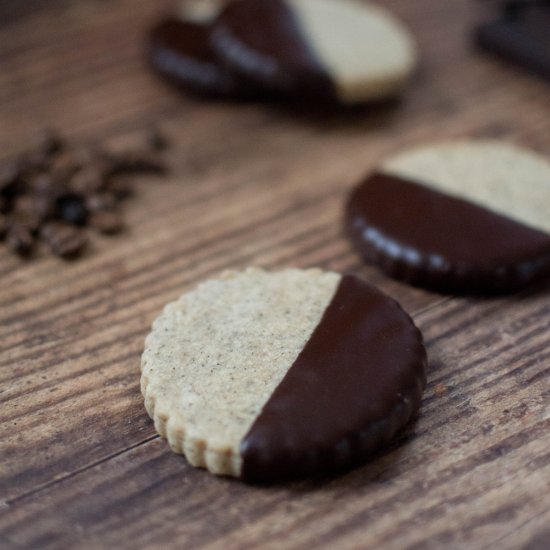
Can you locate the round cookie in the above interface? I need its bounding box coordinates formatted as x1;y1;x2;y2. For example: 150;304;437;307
346;140;550;294
148;12;256;98
211;0;417;104
141;268;427;483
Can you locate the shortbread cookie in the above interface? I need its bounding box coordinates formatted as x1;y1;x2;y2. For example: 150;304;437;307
149;16;255;98
346;141;550;294
211;0;417;104
141;268;427;482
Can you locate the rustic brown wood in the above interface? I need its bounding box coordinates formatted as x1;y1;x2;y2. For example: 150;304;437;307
0;0;549;548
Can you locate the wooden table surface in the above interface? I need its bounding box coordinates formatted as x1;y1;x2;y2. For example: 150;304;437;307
1;1;549;548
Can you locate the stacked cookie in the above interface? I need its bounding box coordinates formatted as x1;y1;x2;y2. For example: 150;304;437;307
149;0;417;105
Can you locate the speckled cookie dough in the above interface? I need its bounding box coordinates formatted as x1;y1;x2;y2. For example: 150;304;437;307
382;141;550;234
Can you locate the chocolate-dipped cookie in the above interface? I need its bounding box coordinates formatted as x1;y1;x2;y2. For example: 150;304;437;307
346;141;550;294
211;0;417;105
141;268;427;483
149;15;254;98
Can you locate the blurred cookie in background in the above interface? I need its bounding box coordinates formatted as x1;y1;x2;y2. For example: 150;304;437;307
346;140;550;294
149;1;260;99
211;0;418;105
149;0;418;107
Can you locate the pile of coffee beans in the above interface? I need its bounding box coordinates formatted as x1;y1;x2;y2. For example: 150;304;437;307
0;128;168;259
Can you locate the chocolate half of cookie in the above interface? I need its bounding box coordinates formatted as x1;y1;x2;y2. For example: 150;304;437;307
346;141;550;294
210;0;417;105
149;17;256;98
141;268;427;483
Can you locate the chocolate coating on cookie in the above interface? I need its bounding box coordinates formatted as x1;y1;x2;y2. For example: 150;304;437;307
149;18;254;97
240;275;427;483
346;173;550;294
211;0;337;102
211;0;416;104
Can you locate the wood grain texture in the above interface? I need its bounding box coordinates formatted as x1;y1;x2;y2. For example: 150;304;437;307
0;0;549;548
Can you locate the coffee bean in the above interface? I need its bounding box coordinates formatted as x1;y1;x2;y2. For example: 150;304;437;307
85;191;117;212
0;162;24;199
50;151;81;184
105;177;134;200
69;165;106;195
13;195;50;232
0;162;20;188
56;194;88;225
89;210;124;235
19;149;51;174
147;127;169;151
6;224;34;256
35;127;65;157
29;173;62;197
0;213;7;239
72;145;111;170
34;193;56;222
106;149;167;175
0;197;8;214
41;221;87;258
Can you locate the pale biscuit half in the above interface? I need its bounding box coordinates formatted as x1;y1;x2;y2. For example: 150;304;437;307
141;268;340;477
381;140;550;234
288;0;417;103
141;268;427;481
